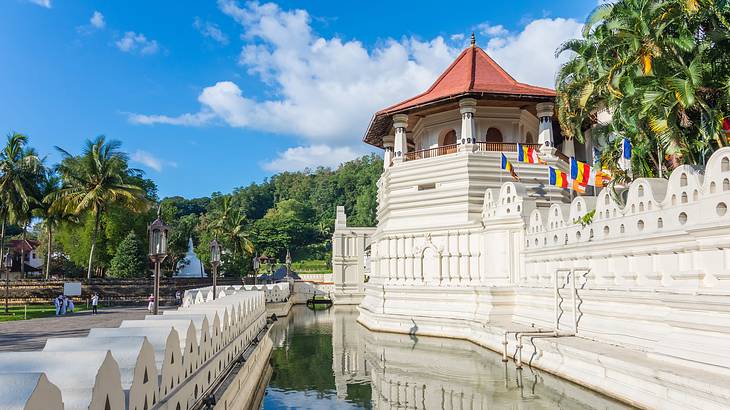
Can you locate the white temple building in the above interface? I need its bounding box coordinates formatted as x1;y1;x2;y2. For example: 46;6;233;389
333;39;730;409
175;237;207;278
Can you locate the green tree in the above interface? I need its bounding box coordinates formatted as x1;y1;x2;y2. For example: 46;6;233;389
108;231;148;278
48;136;149;278
34;170;74;279
0;133;42;283
556;0;730;182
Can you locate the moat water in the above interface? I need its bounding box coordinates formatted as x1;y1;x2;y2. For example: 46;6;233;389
262;305;631;409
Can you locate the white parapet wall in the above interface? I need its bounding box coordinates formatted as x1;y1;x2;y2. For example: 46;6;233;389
0;288;270;410
183;283;291;306
358;147;730;409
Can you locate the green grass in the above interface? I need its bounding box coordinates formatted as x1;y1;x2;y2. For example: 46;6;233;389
0;304;91;322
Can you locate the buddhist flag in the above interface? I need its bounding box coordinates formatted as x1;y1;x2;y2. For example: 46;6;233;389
501;153;519;181
518;143;542;164
572;180;586;194
570;157;591;186
619;137;632;172
549;167;569;188
590;168;611;188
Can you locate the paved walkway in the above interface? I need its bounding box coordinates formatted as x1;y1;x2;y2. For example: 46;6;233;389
0;306;154;352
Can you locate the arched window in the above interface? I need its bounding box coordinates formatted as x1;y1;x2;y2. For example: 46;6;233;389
486;127;503;143
525;132;535;144
442;130;457;146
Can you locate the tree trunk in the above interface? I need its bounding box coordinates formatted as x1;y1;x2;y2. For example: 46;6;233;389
20;222;27;278
87;209;101;280
1;212;7;314
45;226;53;280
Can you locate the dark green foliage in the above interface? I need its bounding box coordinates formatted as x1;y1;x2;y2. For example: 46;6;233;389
108;231;148;278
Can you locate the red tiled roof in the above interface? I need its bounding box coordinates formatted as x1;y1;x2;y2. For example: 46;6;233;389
363;45;555;148
7;239;40;252
378;45;555;114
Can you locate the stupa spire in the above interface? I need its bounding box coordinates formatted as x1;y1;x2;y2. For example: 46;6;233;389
470;32;475;47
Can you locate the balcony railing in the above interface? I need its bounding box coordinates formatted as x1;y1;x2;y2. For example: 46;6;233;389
403;142;542;162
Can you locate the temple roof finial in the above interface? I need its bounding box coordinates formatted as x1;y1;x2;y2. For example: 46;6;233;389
470;32;475;47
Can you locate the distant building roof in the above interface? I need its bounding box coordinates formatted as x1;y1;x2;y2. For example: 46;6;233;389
7;239;40;253
257;266;300;282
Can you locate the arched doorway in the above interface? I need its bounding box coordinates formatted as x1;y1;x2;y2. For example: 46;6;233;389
486;127;503;143
442;130;456;146
525;132;535;144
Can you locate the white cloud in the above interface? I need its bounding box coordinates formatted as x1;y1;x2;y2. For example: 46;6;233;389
90;11;105;29
28;0;51;8
128;110;216;126
450;33;465;41
130;1;581;170
484;18;583;88
262;145;366;172
476;23;508;37
194;17;229;44
116;31;160;55
131;150;177;172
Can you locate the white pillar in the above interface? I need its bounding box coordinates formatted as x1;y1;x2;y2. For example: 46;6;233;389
563;136;575;157
459;98;477;151
383;135;394;170
392;114;408;163
536;102;555;154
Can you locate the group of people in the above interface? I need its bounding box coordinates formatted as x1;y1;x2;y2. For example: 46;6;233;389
53;292;100;316
53;295;74;316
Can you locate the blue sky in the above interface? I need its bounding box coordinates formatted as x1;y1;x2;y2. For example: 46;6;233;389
0;0;598;198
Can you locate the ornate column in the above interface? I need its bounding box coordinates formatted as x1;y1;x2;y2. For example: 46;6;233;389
383;135;394;170
536;102;556;155
392;114;408;163
459;98;477;152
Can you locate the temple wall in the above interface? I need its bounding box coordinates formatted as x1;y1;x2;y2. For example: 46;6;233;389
357;148;730;409
2;288;271;410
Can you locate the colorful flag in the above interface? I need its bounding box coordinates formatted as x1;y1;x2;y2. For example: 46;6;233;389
570;158;591;186
549;167;569;188
724;118;730;142
572;180;586;194
501;153;520;181
517;143;542;164
589;168;611;188
619;137;632;172
592;147;601;166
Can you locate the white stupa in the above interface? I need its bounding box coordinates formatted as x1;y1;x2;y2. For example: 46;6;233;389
175;238;207;278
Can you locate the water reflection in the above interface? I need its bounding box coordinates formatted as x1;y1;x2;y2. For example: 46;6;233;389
263;305;631;409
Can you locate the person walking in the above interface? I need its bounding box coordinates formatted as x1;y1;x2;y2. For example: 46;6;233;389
67;297;74;313
175;290;182;306
60;295;67;315
147;294;155;313
91;293;99;315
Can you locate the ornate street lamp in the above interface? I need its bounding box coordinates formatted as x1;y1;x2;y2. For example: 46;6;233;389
4;252;12;314
210;239;221;300
148;206;169;315
252;253;260;285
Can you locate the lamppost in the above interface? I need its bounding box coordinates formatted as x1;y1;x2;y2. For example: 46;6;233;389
148;208;169;315
252;253;260;285
4;252;12;314
210;239;221;300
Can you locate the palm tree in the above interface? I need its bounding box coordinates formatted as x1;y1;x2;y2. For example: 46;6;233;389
555;0;730;180
210;196;254;257
0;133;42;278
34;171;73;279
48;136;148;279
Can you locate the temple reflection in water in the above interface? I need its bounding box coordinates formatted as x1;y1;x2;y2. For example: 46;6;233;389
264;306;630;409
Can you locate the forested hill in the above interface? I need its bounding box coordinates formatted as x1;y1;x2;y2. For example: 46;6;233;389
159;153;382;275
